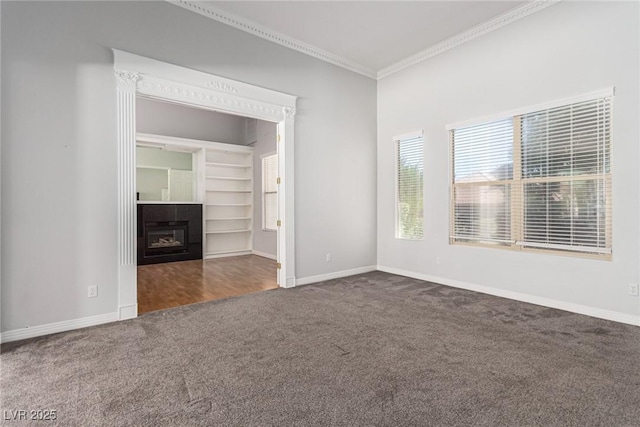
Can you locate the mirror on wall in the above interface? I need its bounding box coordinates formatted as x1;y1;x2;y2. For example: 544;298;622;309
136;145;195;202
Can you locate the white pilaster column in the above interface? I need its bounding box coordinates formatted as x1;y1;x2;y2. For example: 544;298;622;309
281;107;296;288
115;69;139;319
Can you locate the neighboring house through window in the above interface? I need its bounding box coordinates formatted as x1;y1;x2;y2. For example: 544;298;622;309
449;90;613;257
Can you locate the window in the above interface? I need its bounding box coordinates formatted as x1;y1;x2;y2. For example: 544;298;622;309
449;91;612;256
396;132;424;239
262;153;278;231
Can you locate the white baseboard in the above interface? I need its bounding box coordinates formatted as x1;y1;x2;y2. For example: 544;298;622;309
0;312;120;344
205;250;252;259
296;265;377;286
119;304;138;320
285;276;296;288
251;250;277;260
377;265;640;327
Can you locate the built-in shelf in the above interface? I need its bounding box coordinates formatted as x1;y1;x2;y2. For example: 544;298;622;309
206;162;251;169
205;145;253;257
135;133;255;260
206;229;251;234
206;176;252;181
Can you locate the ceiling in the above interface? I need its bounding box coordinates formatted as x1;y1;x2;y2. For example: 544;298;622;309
177;1;546;79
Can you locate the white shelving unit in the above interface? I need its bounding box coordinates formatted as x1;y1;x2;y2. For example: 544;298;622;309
204;146;254;258
136;133;256;260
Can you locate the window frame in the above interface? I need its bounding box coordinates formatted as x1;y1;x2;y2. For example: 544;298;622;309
394;131;424;240
447;88;614;259
261;152;278;232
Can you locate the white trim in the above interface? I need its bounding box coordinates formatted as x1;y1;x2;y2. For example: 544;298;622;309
0;312;120;344
285;277;296;288
168;0;377;79
516;241;612;255
377;265;640;327
446;87;615;130
114;50;296;311
115;72;138;321
115;51;295;109
252;250;277;260
378;0;560;79
277;115;295;288
0;1;3;340
392;130;424;143
394;139;400;240
260;151;277;160
261;152;278;231
451;236;515;245
296;265;378;286
119;304;137;321
205;250;253;259
394;133;424;240
137;132;251;152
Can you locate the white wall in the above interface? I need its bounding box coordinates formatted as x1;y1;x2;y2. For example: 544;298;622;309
252;120;278;258
377;1;639;321
137;97;248;145
1;1;377;333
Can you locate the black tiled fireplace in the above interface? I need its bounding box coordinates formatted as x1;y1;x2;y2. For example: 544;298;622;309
137;204;203;265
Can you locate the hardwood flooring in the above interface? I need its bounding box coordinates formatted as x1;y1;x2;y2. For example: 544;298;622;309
137;255;278;314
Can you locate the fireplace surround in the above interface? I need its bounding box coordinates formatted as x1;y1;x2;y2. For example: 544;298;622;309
137;204;202;265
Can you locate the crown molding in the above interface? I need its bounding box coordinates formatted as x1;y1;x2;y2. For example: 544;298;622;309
168;0;378;79
377;0;560;79
168;0;559;81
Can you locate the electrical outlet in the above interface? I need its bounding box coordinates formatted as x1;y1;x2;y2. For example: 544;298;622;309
326;253;331;262
629;284;639;296
88;285;98;298
436;257;442;265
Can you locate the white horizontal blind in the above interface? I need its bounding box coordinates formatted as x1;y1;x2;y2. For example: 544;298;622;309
449;94;612;256
396;135;423;239
451;118;514;245
262;154;278;231
518;97;612;253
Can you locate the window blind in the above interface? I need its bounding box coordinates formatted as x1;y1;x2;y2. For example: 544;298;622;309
451;118;514;245
262;154;278;231
396;135;424;239
518;97;612;253
449;92;612;256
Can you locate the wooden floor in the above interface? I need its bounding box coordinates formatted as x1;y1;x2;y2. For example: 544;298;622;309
137;255;278;314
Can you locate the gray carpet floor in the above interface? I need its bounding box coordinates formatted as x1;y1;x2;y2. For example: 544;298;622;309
1;271;639;426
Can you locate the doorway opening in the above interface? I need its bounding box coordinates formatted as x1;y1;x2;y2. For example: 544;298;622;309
114;50;296;320
134;97;279;314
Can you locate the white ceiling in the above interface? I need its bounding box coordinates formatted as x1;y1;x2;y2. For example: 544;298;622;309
207;1;527;72
174;1;555;78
